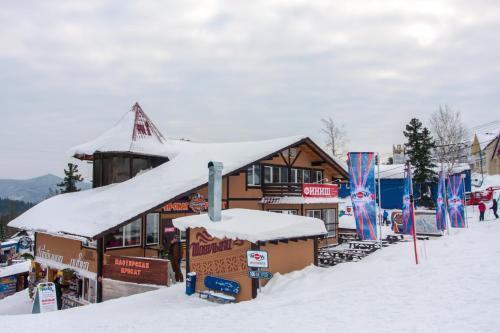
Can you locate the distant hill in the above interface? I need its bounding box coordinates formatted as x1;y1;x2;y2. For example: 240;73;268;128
0;174;91;203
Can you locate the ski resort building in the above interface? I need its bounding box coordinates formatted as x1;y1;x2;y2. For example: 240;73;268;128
8;103;348;306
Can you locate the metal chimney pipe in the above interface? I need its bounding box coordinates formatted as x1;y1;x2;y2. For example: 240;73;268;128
208;161;224;222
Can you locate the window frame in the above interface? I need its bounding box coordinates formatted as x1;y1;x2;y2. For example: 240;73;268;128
322;208;338;237
246;164;261;186
306;209;322;219
146;213;160;246
105;218;142;249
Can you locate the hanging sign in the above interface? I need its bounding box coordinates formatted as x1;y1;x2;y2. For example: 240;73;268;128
402;170;414;235
246;250;269;268
436;171;447;231
248;270;273;280
447;173;466;228
302;184;338;198
32;282;58;314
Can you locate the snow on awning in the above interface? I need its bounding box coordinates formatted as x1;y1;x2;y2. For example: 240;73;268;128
261;196;345;205
0;260;31;278
173;208;327;243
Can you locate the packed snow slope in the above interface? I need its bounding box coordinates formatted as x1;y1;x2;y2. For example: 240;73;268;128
2;218;500;332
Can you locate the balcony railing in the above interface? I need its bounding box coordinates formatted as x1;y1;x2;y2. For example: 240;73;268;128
262;182;303;197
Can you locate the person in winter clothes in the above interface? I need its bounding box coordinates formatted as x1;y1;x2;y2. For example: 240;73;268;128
168;237;184;282
478;202;487;222
491;199;499;219
53;271;63;310
383;210;389;225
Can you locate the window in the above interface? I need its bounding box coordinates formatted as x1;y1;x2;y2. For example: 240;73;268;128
264;166;288;183
314;170;323;183
247;165;261;186
146;213;160;245
105;218;142;248
322;209;337;237
291;168;310;183
269;210;298;215
306;210;321;219
82;240;97;248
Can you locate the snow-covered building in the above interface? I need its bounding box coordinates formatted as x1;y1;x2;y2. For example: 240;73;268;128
8;103;348;305
470;133;500;176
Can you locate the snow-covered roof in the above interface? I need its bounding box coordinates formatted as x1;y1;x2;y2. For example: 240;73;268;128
10;136;312;239
474;133;499;151
173;208;327;243
70;103;168;159
0;260;30;278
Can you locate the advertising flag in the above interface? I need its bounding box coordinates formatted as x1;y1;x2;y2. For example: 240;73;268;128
447;173;465;228
348;152;377;240
402;169;414;235
436;171;447;231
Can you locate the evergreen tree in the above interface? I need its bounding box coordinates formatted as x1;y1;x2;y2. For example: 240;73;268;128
58;163;84;193
403;118;437;208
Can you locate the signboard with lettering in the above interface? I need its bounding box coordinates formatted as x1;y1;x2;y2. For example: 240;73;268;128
32;282;58;314
246;250;269;268
248;270;273;280
163;193;227;213
302;184;338;198
204;275;240;295
103;255;170;286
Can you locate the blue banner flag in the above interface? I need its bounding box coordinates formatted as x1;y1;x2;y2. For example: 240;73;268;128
447;173;466;228
436;171;447;231
348;152;377;240
402;169;414;235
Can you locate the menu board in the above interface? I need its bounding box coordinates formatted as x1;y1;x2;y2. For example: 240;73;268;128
0;275;17;299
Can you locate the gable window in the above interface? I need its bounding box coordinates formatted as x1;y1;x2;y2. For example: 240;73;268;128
264;166;288;183
314;170;324;183
247;165;261;186
105;218;142;248
146;213;160;245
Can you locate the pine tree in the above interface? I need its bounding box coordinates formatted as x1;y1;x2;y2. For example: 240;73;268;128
58;163;84;193
403;118;437;208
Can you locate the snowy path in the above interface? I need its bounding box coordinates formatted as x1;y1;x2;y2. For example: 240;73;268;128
1;220;500;332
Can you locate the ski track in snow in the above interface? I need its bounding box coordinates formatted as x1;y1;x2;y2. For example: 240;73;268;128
1;218;500;332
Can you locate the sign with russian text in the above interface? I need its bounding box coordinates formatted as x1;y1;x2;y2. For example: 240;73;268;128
302;184;338;198
103;255;169;285
246;250;269;268
163;193;227;213
248;270;273;280
347;152;378;240
32;282;57;313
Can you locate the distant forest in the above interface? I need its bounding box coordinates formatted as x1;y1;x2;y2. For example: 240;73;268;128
0;198;34;240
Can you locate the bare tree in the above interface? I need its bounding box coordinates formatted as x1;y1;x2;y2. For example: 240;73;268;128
429;105;468;174
321;117;347;157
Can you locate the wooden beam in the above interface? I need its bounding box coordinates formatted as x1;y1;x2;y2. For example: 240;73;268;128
279;239;289;244
96;237;104;303
311;160;325;166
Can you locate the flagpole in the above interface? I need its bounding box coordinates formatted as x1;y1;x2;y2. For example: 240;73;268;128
377;153;382;246
407;161;419;265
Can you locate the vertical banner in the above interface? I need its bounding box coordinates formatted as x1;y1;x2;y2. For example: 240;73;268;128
436;171;447;231
348;152;377;240
402;169;414;235
447;173;465;228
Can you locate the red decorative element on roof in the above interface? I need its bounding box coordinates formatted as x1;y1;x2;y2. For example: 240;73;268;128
131;102;166;143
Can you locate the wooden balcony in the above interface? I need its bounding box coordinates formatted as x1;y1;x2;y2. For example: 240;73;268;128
262;182;303;197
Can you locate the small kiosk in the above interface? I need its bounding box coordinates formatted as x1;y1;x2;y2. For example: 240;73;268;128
173;208;327;302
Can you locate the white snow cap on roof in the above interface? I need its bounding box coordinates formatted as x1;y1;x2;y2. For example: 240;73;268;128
70;103;167;158
9;136;308;238
173;209;327;243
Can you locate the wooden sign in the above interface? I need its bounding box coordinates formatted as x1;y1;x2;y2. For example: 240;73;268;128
103;255;169;286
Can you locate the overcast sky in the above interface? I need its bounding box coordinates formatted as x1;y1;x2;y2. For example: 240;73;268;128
1;0;499;180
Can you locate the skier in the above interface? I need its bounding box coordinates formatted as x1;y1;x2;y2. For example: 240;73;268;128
491;198;499;219
383;210;389;225
478;201;486;222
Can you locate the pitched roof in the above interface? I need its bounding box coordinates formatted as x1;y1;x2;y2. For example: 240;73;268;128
71;103;167;159
10;136;318;239
173;208;327;243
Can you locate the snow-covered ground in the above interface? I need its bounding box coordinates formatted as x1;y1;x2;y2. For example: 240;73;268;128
1;209;499;332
